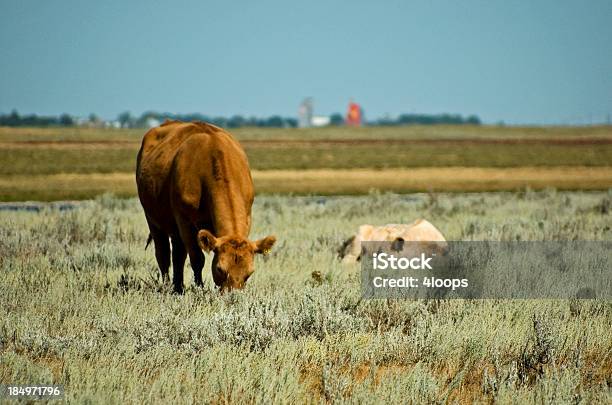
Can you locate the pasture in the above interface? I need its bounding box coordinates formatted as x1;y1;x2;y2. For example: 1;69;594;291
1;125;611;201
1;191;611;403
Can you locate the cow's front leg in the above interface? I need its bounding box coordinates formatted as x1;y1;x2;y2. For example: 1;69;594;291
176;218;206;287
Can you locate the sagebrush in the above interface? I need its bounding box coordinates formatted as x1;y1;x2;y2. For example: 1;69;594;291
1;191;611;403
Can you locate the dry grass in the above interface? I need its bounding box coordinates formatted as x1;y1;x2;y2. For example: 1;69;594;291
1;125;611;200
253;167;612;194
3;138;612;176
1;167;612;201
2;124;611;142
1;192;611;403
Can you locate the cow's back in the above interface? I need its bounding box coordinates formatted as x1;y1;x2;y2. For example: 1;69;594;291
397;219;446;242
136;120;252;234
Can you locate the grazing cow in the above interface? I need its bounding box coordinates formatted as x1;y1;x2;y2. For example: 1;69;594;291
136;120;276;293
338;219;447;263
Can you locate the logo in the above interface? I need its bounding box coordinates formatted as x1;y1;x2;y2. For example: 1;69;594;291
372;252;434;270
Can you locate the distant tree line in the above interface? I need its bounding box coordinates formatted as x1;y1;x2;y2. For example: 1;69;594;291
0;110;75;127
121;111;298;129
370;113;481;126
0;109;481;128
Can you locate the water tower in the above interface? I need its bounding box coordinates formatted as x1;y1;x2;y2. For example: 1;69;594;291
346;100;362;127
298;97;313;128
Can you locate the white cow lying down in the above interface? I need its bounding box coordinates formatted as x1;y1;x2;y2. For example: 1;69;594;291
338;219;447;263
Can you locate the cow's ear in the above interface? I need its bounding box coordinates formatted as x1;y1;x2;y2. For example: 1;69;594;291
338;235;356;259
253;235;276;255
198;230;219;252
391;237;404;252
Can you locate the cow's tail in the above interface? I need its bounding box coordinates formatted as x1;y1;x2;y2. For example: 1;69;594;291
145;233;153;250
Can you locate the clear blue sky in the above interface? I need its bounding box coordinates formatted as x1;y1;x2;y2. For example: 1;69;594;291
1;0;610;124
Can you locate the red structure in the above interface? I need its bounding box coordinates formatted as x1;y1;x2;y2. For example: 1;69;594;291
346;101;362;127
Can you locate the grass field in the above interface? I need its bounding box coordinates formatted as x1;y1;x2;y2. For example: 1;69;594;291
2;167;612;202
0;125;611;201
1;125;611;401
2;124;611;142
1;191;611;403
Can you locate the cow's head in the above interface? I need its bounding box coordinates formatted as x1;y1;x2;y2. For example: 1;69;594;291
197;230;276;291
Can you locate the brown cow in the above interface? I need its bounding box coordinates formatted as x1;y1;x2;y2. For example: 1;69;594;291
136;120;276;293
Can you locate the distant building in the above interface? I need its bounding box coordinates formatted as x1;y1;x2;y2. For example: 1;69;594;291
311;115;331;127
73;117;90;126
104;120;122;129
298;97;313;128
346;101;362;127
145;117;161;128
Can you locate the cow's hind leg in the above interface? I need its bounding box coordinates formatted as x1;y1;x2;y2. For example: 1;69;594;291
177;219;205;287
150;227;170;283
171;235;187;294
